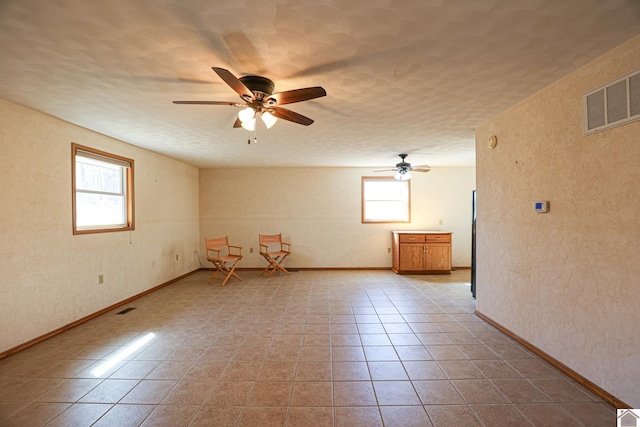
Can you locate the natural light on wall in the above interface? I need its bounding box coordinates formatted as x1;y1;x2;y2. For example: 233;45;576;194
362;177;411;223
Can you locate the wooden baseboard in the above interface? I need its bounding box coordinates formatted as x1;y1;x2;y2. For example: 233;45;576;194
475;310;630;409
0;269;200;361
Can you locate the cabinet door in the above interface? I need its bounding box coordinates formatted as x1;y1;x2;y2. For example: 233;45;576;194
399;243;425;271
425;243;451;271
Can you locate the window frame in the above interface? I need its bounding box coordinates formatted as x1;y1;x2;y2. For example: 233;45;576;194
72;143;135;235
361;176;411;224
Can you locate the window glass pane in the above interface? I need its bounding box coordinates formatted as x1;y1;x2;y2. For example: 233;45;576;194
365;200;407;221
364;181;407;200
76;157;123;193
76;193;125;227
362;177;410;223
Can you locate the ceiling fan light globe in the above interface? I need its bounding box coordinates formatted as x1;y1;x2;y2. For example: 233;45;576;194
261;111;278;129
394;171;412;181
238;107;256;124
240;118;256;131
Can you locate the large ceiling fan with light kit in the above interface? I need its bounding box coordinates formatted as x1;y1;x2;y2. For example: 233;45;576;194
376;154;431;181
173;67;326;131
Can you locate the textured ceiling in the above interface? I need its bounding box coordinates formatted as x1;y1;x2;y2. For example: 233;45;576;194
1;0;639;168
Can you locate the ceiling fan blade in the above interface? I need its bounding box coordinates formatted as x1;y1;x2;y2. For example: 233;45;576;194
173;100;241;106
411;166;432;172
374;169;398;172
233;117;242;128
212;67;254;100
270;107;314;126
269;87;327;105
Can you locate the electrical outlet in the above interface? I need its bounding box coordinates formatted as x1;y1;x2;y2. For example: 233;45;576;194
175;254;179;261
439;219;443;225
387;247;391;253
98;274;104;284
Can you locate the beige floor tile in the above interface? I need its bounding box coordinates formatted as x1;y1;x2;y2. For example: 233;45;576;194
413;380;465;405
335;406;383;427
0;402;70;426
530;378;596;402
332;361;370;381
363;346;399;361
372;380;421;405
78;379;139;403
46;402;112;427
247;381;293;406
139;404;199;427
472;404;535;426
473;359;523;379
189;406;243;427
92;403;155;427
286;406;333;427
161;380;214;405
425;344;467;360
368;361;409;380
290;381;332;406
492;379;552;403
333;381;377;406
295;361;331;381
425;404;483;427
452;379;509;404
438;360;485;379
238;406;288;427
516;403;583;426
380;405;433;427
560;402;616;427
1;377;66;402
332;346;366;361
120;379;176;404
403;360;447;380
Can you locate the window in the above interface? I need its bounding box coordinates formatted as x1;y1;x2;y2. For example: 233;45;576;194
72;143;134;234
362;176;410;223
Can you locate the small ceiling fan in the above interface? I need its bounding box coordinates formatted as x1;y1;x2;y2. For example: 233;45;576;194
173;67;326;130
376;154;431;181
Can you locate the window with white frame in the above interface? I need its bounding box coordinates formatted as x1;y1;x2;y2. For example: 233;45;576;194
72;143;134;234
362;176;410;223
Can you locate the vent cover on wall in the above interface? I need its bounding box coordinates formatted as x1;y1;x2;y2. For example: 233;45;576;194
584;68;640;135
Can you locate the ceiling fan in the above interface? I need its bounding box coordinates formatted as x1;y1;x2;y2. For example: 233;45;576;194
173;67;326;131
376;154;431;181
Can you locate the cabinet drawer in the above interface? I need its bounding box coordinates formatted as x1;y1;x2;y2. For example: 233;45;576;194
399;234;426;243
425;234;451;243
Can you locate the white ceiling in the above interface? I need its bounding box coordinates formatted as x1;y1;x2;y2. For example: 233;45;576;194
1;0;639;169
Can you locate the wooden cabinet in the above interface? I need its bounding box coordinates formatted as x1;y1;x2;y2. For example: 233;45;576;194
392;231;452;274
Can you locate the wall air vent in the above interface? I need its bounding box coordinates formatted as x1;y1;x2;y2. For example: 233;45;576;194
584;68;640;135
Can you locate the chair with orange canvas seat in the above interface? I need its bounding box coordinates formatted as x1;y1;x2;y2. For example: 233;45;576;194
259;233;291;277
205;236;243;286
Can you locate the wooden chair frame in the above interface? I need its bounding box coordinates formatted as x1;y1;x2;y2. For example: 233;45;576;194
259;233;291;277
205;236;243;286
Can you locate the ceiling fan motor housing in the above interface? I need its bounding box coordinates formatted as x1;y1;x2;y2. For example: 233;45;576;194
239;75;275;100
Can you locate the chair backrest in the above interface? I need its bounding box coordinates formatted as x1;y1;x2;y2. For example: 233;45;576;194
206;236;229;251
259;234;282;245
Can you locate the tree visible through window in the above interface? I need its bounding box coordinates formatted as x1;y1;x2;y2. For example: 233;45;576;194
362;176;410;223
72;143;134;234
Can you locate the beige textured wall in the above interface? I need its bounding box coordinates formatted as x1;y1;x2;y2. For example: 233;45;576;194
0;99;200;353
476;35;640;407
199;166;475;268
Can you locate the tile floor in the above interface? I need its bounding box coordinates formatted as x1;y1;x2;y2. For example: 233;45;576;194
0;270;615;426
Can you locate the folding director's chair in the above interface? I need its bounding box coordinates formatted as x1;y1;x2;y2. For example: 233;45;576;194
258;233;291;277
205;236;243;286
